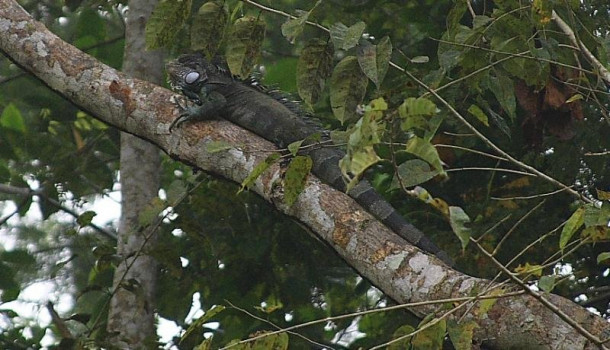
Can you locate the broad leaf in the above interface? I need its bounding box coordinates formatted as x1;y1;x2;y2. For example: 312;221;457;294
390;159;439;190
357;36;392;89
226;16;266;77
330;56;368;124
468;104;489;126
1;103;26;133
181;305;226;345
191;1;228;57
284;156;312;206
559;206;584;250
412;318;446;349
330;21;366;50
145;0;192;49
449;206;472;250
405;136;444;173
297;39;333;107
238;153;279;193
447;320;477;350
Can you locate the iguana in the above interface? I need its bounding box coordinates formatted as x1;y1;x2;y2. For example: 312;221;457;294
166;53;453;265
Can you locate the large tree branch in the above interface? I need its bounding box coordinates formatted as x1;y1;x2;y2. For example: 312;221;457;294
0;1;608;348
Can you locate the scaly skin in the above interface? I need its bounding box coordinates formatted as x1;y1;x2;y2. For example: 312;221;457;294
166;53;453;265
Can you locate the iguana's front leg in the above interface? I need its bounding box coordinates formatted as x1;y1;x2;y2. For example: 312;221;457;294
169;89;227;131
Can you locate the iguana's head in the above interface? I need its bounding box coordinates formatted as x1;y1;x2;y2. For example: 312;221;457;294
166;53;209;103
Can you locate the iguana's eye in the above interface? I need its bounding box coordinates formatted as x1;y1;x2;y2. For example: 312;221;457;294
185;72;200;84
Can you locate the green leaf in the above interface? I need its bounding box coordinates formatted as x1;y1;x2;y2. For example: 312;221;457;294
1;249;36;266
206;140;233;153
390;159;440;190
479;288;503;315
226;16;266;77
330;56;368;124
399;97;439;135
486;73;516;120
249;332;289;350
357;37;392;89
559;206;584;250
145;0;192;49
190;1;228;57
449;206;472;250
330;21;366;50
284;156;313;207
412;318;446;349
532;0;553;26
468;104;489;126
239;153;280;193
584;202;610;227
597;252;610;264
487;108;511;139
410;55;430;63
1;103;26;133
181;305;226;344
281;10;309;44
387;325;415;349
538;275;556;293
77;211;97;227
281;0;322;44
447;320;477;350
405;136;444;173
341;146;380;192
566;94;583;104
297;39;334;107
0;262;18;291
287;140;304;157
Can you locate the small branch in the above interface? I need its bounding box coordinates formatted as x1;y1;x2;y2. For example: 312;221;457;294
552;10;610;85
46;301;74;340
220;290;525;350
491;186;574;201
0;184;116;239
473;238;608;348
445;167;535;176
225;300;334;349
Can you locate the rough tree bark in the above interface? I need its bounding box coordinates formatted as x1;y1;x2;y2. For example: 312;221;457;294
0;1;608;349
105;0;163;348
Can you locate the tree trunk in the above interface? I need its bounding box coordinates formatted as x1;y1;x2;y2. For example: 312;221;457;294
105;0;163;348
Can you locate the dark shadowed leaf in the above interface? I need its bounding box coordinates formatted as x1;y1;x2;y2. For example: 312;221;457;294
330;56;368;124
191;1;228;57
447;320;477;350
77;210;97;227
239;153;280;193
226;16;266;77
284;156;312;206
357;36;392;89
560;206;584;250
390;159;440;190
330;21;366;51
297;39;334;107
145;0;192;49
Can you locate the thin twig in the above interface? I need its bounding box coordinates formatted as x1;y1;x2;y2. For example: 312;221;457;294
219;290;525;349
491;186;574;201
552;10;610;85
225;300;334;349
445;167;535;176
473;238;607;348
0;183;116;239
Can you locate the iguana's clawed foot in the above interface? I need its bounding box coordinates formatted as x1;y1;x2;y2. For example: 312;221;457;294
169;91;227;132
169;96;198;131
